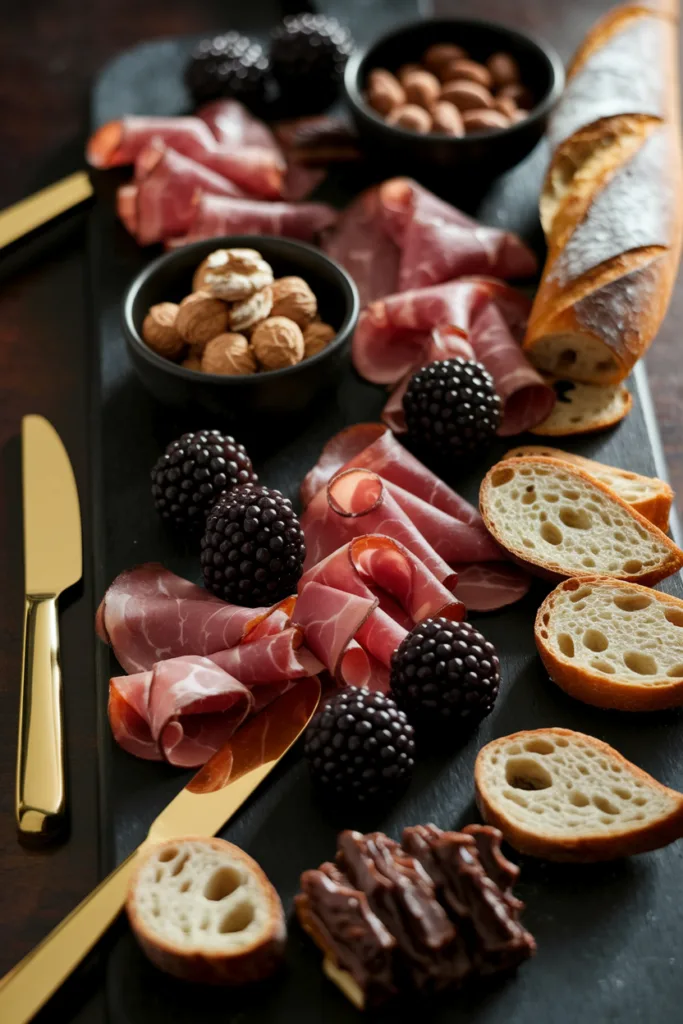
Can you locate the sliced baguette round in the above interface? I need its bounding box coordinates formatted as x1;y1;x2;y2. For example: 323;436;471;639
126;837;286;985
535;576;683;710
475;727;683;861
479;456;683;586
529;378;632;436
503;445;673;530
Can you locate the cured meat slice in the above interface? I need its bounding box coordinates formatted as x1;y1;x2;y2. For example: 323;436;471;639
242;595;296;643
197;99;281;153
86;116;284;198
116;184;139;237
210;628;323;690
300;424;480;526
108;673;160;762
301;469;457;588
292;581;376;684
300;536;465;628
352;280;554;436
97;563;268;673
131;140;246;245
451;563;531;613
170;192;337;247
355;609;408;670
323;178;537;306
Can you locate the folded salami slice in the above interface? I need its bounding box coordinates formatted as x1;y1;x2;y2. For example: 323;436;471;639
353;279;555;436
108;627;321;767
87;116;284;198
130;140;247;245
169;192;338;247
323;178;537;306
97;563;270;673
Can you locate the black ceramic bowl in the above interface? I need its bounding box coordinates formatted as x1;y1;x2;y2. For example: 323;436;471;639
122;236;360;419
344;17;564;178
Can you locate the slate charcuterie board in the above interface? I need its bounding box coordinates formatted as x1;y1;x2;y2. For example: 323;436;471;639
88;1;683;1022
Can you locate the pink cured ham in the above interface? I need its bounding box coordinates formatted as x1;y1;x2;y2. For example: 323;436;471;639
353;279;555;435
108;627;322;767
301;424;480;524
169;192;337;247
299;535;464;633
97;563;270;673
301;469;458;588
292;581;376;686
453;563;531;612
197;99;281;153
86;116;284;199
323;177;537;306
116;184;139;236
129;140;246;245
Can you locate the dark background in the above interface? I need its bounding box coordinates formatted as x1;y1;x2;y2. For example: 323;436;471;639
1;1;682;1022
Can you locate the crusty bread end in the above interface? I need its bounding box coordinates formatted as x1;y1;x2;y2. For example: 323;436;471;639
529;379;632;436
475;728;683;861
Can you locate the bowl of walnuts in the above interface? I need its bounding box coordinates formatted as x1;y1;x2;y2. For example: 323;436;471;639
122;235;360;417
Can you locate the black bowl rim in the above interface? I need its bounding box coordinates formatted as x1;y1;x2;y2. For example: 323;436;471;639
344;15;565;143
122;235;361;386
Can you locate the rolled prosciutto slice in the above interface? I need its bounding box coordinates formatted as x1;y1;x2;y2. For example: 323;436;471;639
292;581;376;685
130;140;246;245
353;279;555;435
87;116;284;198
96;564;270;673
108;627;321;767
197;99;281;153
170;192;338;247
452;563;531;613
323;178;536;306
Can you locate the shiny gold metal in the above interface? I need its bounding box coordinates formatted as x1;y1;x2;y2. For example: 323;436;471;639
0;172;93;250
0;677;320;1024
17;416;82;840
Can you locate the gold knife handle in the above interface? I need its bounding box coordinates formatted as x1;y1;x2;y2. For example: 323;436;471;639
16;595;66;841
0;852;137;1024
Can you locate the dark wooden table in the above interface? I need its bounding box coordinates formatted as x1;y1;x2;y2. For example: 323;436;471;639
0;0;681;1018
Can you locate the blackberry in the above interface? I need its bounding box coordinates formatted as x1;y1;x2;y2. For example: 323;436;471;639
201;484;305;606
270;14;354;114
403;358;502;462
185;32;272;106
304;687;415;804
390;618;500;731
150;430;256;531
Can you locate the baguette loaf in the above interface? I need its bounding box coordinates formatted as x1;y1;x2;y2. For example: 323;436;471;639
536;576;683;710
479;455;683;585
504;445;673;529
126;838;286;985
524;3;682;385
529;378;632;435
475;728;683;861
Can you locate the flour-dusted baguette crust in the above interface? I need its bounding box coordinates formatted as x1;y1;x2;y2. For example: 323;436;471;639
479;456;683;585
529;378;632;435
525;3;683;385
536;577;683;710
126;838;286;985
475;728;683;861
503;446;673;529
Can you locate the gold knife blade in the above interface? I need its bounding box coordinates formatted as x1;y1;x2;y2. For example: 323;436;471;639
0;172;93;250
17;416;82;840
0;676;321;1024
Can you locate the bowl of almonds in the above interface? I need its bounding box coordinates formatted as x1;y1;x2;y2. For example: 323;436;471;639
122;235;359;417
344;17;564;176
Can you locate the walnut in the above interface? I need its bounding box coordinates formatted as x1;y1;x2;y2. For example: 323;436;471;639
192;256;211;292
175;291;230;347
270;277;317;328
251;316;304;370
303;321;336;358
201;333;257;376
202;248;274;301
141;302;184;360
229;286;273;333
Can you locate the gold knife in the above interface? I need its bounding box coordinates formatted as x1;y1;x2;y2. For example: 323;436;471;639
0;172;93;251
0;675;321;1024
17;416;82;841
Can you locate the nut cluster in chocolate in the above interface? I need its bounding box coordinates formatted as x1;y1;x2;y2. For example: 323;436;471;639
141;247;337;375
365;42;534;136
296;824;536;1008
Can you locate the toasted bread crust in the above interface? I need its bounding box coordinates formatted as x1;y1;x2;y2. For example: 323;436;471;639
535;576;683;710
475;728;683;861
503;446;673;530
126;837;286;986
479;456;683;586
